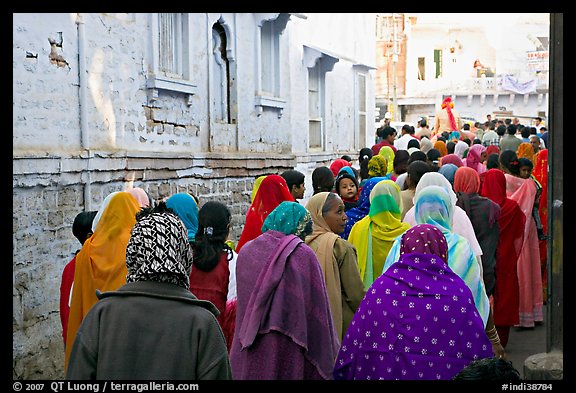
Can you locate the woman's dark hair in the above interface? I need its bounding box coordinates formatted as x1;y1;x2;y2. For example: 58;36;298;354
407;138;420;150
358;148;373;181
518;157;533;171
280;169;305;191
452;358;521;381
340;154;353;162
426;148;441;167
446;141;456;154
72;210;98;245
408;150;428;164
312;166;335;194
406;161;432;189
192;201;232;272
486;153;500;170
392;149;410;176
499;150;520;176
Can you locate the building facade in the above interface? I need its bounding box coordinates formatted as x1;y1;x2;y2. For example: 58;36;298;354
13;12;376;379
375;13;550;127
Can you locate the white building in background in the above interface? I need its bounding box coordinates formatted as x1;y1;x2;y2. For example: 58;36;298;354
376;13;550;126
13;12;376;379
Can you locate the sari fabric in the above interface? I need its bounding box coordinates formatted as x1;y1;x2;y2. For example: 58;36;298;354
166;193;199;243
368;155;388;178
334;224;493;380
480;169;525;328
532;149;548;296
403;172;483;259
378;146;396;175
65;192;140;368
385;186;490;327
441;154;463;167
305;192;366;341
504;173;543;327
463;144;487;174
231;207;339;379
236;175;294;253
433;140;448;157
341;177;387;240
348;180;410;289
454;167;501;296
126;187;150;208
251;175;267;202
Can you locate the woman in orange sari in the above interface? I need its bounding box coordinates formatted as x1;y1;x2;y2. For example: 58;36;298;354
532;149;548;301
65;192;140;369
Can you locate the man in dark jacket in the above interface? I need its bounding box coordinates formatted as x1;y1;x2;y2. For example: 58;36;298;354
66;202;232;380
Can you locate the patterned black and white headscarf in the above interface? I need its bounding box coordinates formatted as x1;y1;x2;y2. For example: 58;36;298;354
126;211;193;289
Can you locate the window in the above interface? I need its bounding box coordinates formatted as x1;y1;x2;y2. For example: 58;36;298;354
418;57;425;80
260;19;280;96
308;65;322;148
434;49;442;78
147;13;196;105
255;13;291;117
357;73;367;148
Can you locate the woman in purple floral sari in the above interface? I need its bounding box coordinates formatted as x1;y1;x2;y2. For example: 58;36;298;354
334;224;493;380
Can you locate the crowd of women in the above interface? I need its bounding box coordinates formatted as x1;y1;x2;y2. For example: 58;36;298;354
60;101;548;380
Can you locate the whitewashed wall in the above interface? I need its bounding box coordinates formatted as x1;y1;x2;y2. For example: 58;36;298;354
13;12;376;379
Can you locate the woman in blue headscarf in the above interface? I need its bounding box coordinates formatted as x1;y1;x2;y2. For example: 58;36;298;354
166;193;199;243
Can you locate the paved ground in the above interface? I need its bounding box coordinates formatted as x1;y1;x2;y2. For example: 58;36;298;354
504;305;547;379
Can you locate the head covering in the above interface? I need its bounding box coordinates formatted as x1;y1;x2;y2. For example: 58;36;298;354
517;142;536;166
399;224;448;264
454;166;481;194
126;187;150;208
262;201;312;239
65;192;140;368
166;193;199;242
433;140;448;156
415;171;458;207
441;153;463;167
330;158;352;177
449;131;461;141
251;175;268;202
334;222;493;380
485;145;500;157
338;165;356;179
442;96;458;132
419;136;433;153
347;180;411;289
438;163;458;186
91;191;120;232
464;144;487;173
454;140;469;158
368;155;388;177
126;211;193;289
378;145;395;175
236;174;294;253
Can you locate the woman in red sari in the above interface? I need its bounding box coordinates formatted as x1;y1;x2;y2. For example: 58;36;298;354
480;169;525;347
236;174;294;253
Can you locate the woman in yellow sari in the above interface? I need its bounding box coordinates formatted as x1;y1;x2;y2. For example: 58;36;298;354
347;180;410;289
65;192;141;369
